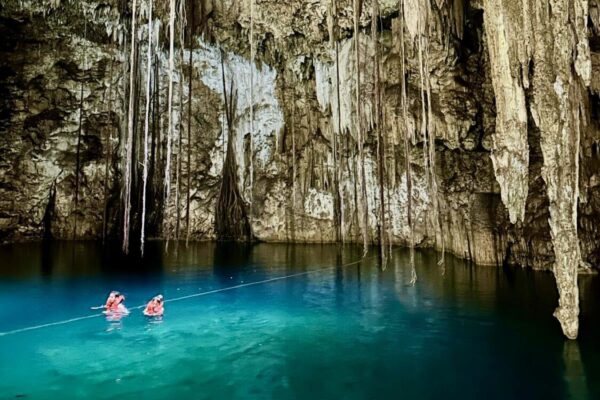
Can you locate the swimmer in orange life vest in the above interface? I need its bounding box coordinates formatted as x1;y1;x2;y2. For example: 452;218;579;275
104;292;129;314
143;294;164;317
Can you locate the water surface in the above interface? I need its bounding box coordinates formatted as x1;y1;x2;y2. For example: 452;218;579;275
0;241;598;399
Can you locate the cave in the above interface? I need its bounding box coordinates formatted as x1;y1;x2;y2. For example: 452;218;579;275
0;0;599;398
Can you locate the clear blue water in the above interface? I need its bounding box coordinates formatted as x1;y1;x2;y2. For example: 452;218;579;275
0;241;599;399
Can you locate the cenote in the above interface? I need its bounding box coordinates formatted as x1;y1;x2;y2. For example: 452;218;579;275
0;242;598;399
3;0;600;398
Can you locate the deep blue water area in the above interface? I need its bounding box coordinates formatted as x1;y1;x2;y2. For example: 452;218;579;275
0;241;599;399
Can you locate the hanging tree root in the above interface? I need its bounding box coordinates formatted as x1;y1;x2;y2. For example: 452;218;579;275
353;0;369;257
215;50;253;242
372;0;387;267
327;0;342;243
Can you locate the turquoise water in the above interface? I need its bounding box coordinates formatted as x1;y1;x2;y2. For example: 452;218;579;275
0;242;599;399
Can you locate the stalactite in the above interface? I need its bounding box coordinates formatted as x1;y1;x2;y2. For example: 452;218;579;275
481;0;589;338
371;0;386;267
353;0;369;256
328;0;342;243
140;0;153;256
73;16;87;240
530;0;587;340
122;0;138;254
482;0;530;224
185;0;196;245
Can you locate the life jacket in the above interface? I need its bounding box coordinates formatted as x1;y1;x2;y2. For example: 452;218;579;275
105;294;116;309
143;300;155;314
144;299;163;316
108;295;125;312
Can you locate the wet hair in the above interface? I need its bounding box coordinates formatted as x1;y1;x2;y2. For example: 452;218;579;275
151;296;163;304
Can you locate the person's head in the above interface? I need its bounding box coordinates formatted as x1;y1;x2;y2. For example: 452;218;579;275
109;291;118;298
155;294;163;303
115;294;125;304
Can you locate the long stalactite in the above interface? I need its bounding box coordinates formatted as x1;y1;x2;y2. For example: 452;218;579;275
482;0;530;225
528;0;589;340
482;0;590;338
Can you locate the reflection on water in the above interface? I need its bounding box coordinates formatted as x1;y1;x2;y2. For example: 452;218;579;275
0;241;598;399
563;340;590;399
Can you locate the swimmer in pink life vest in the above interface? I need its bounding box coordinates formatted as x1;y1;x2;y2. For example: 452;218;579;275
143;294;164;317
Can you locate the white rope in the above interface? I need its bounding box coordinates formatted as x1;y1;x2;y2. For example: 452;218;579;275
0;256;374;337
0;314;102;337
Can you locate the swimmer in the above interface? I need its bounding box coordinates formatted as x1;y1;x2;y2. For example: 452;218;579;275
104;292;129;315
143;294;164;317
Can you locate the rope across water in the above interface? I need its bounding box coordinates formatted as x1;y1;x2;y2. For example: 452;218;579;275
0;256;374;337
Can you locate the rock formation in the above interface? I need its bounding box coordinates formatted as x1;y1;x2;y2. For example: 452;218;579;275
1;0;599;338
